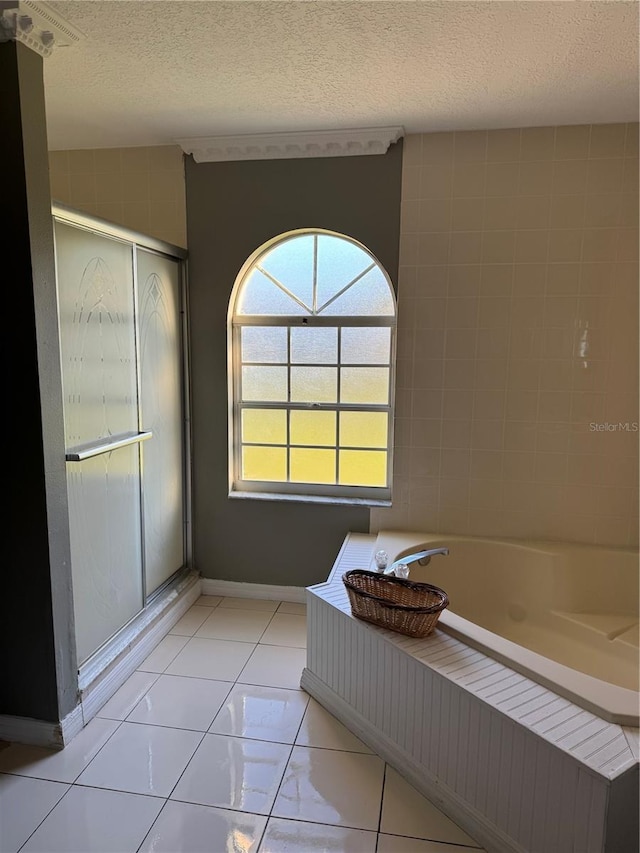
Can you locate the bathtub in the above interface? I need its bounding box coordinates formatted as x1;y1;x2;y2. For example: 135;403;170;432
372;531;639;726
303;531;639;853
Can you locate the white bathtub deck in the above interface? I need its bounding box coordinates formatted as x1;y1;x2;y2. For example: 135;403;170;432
304;532;639;852
310;533;637;781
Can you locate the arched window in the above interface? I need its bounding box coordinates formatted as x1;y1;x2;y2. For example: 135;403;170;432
228;229;396;503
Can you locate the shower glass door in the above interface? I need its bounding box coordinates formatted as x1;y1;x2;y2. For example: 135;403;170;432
136;249;185;596
56;222;144;664
55;216;187;666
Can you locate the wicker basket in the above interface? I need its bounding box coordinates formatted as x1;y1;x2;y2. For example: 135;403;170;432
342;569;449;638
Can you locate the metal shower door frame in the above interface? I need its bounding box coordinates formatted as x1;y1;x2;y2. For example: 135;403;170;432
52;202;192;664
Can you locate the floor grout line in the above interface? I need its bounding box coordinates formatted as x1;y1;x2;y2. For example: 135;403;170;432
5;596;486;851
135;797;170;853
69;717;126;786
12;779;71;853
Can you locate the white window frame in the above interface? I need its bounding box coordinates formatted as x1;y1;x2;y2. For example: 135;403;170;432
227;228;396;506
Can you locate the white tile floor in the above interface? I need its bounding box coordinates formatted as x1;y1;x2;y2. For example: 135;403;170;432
0;596;486;853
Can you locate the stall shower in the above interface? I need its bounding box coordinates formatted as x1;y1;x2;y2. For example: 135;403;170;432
53;205;189;673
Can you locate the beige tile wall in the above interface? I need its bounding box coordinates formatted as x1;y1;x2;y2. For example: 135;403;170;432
48;145;187;248
49;130;637;547
372;123;639;547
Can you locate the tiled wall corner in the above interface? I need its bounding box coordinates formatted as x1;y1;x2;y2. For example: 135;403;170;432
48;145;187;248
375;123;639;548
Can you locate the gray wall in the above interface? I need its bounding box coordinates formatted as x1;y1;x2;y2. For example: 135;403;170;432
2;42;77;721
186;144;403;586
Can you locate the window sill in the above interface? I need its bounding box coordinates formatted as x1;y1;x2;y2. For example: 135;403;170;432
228;490;392;508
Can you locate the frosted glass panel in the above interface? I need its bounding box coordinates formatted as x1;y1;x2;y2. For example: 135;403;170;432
259;235;314;310
67;445;143;664
339;450;387;487
290;410;336;446
242;366;288;401
290;367;337;403
55;222;138;447
242;446;287;481
242;409;287;444
136;250;185;596
323;267;395;316
242;327;287;363
290;448;336;484
316;235;372;309
341;327;391;364
56;221;144;662
341;367;389;404
291;327;337;364
340;412;388;448
237;269;307;316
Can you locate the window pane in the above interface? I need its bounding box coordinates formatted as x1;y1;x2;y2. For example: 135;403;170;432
340;367;389;404
232;231;397;498
321;267;394;316
290;410;336;447
290;448;336;484
241;327;287;363
340;412;388;448
291;367;337;403
237;269;307;316
242;409;287;444
242;366;288;402
316;234;372;310
341;327;390;364
259;235;314;311
291;327;337;364
339;450;387;487
242;446;287;481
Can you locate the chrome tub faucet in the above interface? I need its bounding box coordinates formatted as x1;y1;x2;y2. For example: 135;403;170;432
384;547;449;578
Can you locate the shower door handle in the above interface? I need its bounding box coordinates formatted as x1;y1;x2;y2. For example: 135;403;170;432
65;430;153;462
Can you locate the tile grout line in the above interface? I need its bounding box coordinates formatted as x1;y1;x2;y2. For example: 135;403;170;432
127;667;232;851
8;763;484;853
57;779;169;799
122;602;301;851
189;597;281;643
14;714;128;853
159;675;238;803
97;671;162;722
161;727;210;801
69;718;127;786
374;762;389;851
14;779;71;853
9;595;485;850
256;605;283;645
135;796;170;853
263;672;311;830
13;602;236;850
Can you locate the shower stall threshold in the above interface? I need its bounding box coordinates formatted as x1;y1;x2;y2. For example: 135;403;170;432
78;569;200;726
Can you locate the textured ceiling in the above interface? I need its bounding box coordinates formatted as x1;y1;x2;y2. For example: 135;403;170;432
44;0;639;150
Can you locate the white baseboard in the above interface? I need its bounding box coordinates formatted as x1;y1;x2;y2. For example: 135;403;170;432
0;694;85;749
201;578;306;603
60;703;84;744
300;667;524;853
0;716;63;749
